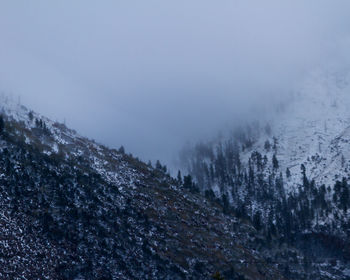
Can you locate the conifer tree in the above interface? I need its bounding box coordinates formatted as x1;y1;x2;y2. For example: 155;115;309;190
340;179;349;213
28;111;34;121
155;160;162;170
177;170;183;184
253;211;262;231
264;140;271;152
183;175;193;190
118;146;125;155
272;154;279;170
0;115;4;133
286;168;291;178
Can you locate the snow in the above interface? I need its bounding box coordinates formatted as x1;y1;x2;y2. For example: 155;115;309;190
52;143;59;153
239;70;350;191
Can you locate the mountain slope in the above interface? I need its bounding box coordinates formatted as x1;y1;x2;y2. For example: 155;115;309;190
0;97;287;279
257;71;350;190
182;71;350;280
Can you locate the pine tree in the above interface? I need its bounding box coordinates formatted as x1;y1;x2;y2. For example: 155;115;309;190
273;137;278;151
253;211;262;231
301;164;309;189
340;178;349;213
333;180;342;204
118;146;125;155
28;111;34;121
264;140;271;152
155;160;162;170
286;168;291;178
205;189;215;200
272;154;279;170
0;115;4;133
183;175;193;189
221;193;230;214
275;172;284;192
342;155;346;168
177;170;183;184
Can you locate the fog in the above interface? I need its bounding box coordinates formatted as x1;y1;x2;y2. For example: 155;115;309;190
1;1;350;167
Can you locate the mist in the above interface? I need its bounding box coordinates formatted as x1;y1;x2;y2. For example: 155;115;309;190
1;1;350;167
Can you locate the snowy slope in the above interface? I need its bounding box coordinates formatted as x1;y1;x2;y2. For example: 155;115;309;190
181;70;350;279
243;70;350;191
0;93;139;190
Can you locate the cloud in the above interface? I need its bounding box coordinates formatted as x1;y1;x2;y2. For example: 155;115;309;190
1;1;350;166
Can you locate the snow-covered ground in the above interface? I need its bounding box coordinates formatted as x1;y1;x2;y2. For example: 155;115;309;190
241;70;350;191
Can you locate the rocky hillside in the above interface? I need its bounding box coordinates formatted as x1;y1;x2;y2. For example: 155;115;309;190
0;97;289;279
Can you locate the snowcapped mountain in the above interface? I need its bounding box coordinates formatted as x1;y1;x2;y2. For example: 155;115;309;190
248;70;350;190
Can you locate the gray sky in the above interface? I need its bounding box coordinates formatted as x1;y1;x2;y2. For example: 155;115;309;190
1;1;350;167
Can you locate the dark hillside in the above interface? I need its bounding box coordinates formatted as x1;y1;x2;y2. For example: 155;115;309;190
0;108;285;279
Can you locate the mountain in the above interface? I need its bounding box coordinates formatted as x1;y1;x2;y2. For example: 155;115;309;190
181;71;350;280
1;70;350;280
0;95;289;279
258;70;350;189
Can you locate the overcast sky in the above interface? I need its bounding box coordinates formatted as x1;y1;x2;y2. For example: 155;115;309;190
1;1;350;167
